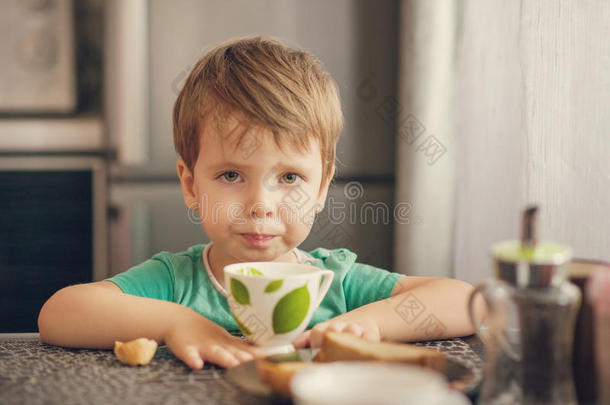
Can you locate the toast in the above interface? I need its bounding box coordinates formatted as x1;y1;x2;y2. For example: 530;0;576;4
316;332;446;373
256;332;447;397
256;360;316;397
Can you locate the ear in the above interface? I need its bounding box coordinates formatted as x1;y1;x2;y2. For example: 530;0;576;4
316;166;335;212
177;158;198;210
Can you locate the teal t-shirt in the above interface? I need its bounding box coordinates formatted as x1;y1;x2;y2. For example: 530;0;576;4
106;244;403;332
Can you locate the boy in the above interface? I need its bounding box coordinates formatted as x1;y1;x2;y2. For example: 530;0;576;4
38;37;478;370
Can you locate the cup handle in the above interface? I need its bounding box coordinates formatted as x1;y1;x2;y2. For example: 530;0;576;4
468;280;490;346
314;270;334;308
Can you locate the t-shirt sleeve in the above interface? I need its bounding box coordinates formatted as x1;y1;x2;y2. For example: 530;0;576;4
343;262;403;311
106;258;174;301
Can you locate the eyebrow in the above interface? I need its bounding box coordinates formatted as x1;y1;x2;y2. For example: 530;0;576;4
208;161;309;172
208;161;254;171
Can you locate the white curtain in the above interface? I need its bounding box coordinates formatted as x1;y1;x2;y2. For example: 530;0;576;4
395;0;610;282
394;0;457;277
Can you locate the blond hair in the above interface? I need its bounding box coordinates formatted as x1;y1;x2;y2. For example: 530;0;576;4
173;36;344;183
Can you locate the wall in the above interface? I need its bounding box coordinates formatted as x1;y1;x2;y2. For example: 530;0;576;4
108;0;400;274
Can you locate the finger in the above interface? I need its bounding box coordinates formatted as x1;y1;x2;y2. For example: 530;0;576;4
228;337;266;358
228;347;255;363
245;346;267;359
292;331;311;349
327;322;347;333
310;323;332;348
173;344;204;370
310;322;346;348
205;345;240;369
362;330;381;342
344;323;364;337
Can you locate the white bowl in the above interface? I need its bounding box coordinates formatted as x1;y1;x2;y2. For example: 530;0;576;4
291;362;470;405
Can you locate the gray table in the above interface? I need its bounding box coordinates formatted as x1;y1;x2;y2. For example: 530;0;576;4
0;333;484;405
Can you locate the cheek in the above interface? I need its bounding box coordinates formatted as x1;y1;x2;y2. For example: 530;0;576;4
278;194;318;230
199;197;247;227
282;219;312;246
280;183;321;210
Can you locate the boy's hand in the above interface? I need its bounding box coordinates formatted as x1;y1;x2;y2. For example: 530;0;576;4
163;309;265;370
292;316;381;349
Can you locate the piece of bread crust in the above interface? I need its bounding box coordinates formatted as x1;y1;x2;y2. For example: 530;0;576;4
256;332;446;397
256;360;315;398
114;337;158;366
316;332;446;373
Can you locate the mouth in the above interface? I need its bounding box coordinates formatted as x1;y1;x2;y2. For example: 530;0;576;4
240;233;277;248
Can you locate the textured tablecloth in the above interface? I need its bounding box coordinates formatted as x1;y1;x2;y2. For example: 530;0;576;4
0;334;484;405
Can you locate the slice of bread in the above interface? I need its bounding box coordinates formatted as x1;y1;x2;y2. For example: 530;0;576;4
256;332;447;397
256;360;315;397
316;332;446;373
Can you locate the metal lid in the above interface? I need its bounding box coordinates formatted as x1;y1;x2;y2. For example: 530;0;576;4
492;240;572;266
489;206;573;288
491;241;573;288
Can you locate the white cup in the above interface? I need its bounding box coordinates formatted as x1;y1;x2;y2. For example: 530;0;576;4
223;262;334;355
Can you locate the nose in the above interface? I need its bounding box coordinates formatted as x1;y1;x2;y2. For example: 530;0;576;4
247;184;275;219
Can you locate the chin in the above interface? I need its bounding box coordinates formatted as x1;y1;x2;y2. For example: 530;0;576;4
236;248;279;262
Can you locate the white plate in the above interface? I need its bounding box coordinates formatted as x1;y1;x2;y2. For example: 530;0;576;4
225;348;480;397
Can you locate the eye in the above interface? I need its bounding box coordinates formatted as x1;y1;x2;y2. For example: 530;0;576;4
220;171;241;183
281;173;301;184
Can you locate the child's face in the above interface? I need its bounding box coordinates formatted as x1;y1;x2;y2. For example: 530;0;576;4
177;116;332;263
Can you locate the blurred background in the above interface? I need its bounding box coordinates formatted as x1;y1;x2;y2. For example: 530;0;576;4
1;0;609;332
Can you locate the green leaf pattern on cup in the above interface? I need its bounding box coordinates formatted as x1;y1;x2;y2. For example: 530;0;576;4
230;278;250;305
264;279;283;293
247;267;264;276
234;316;252;336
272;285;310;334
234;267;264;276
